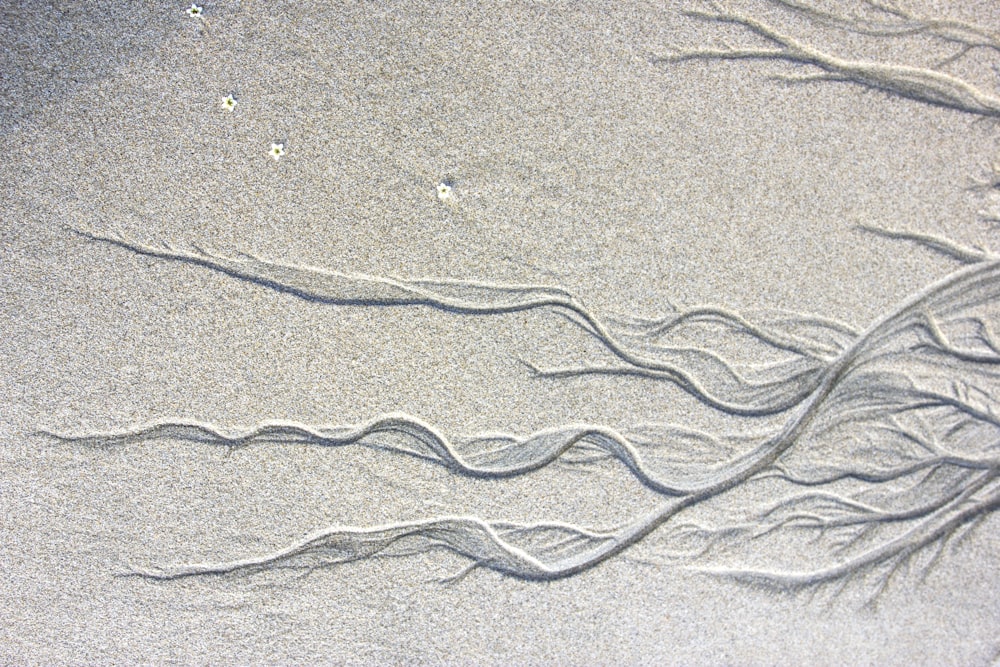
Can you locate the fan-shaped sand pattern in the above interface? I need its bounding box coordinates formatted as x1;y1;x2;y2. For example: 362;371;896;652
55;226;1000;596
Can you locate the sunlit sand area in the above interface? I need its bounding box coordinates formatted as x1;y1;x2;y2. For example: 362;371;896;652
2;0;1000;663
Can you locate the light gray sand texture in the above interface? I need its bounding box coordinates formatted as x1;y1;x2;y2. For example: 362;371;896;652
2;0;1000;663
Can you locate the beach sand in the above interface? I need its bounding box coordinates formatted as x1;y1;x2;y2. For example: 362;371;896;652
2;0;1000;663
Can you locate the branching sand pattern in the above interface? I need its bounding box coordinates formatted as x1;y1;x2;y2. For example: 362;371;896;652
66;226;854;417
49;3;1000;598
771;0;1000;64
655;1;1000;119
52;225;1000;598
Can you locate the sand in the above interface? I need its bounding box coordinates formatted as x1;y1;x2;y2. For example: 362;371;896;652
2;0;1000;663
